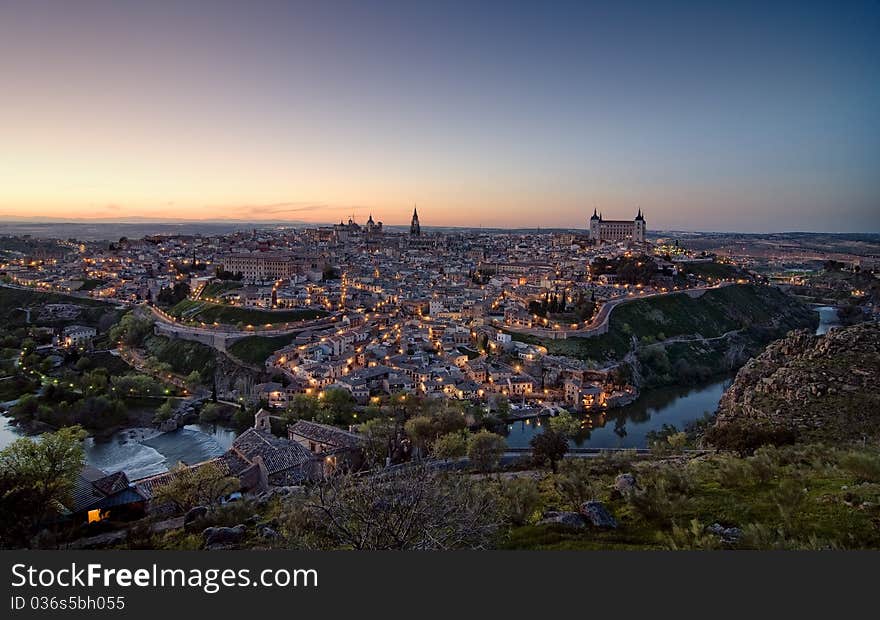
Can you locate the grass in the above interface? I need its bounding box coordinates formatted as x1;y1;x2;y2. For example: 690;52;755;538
501;445;880;550
228;335;296;365
199;281;243;299
509;285;817;363
168;299;328;326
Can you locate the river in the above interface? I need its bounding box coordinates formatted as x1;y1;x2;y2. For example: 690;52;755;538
814;306;840;335
0;419;238;480
504;377;733;450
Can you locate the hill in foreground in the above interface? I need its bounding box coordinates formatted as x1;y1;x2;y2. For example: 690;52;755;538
708;322;880;449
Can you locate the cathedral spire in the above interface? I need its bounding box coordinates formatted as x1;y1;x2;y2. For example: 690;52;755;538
410;204;421;236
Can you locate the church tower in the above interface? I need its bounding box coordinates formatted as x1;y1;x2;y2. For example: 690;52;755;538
410;205;421;236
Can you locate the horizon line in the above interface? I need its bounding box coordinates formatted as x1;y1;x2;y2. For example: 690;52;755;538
0;217;877;237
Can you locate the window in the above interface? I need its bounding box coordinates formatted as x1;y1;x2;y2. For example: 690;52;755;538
87;509;106;524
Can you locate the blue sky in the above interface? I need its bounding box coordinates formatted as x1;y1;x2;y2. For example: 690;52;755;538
0;0;877;231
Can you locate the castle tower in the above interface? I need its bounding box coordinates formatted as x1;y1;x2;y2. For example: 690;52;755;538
410;205;421;236
634;208;646;243
589;208;600;241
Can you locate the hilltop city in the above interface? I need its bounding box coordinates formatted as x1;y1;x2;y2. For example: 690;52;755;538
1;210;878;550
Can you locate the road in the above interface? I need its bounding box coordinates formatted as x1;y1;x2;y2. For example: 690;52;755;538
502;282;729;339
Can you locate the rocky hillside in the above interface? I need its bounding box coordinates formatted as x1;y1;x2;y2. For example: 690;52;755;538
710;322;880;445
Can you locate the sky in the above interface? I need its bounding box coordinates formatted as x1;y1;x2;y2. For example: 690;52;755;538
0;0;878;232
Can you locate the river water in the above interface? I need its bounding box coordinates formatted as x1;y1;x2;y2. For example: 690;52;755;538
0;420;237;480
504;378;733;449
814;306;840;335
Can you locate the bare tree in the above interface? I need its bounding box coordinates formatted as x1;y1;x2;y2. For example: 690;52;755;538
287;466;504;550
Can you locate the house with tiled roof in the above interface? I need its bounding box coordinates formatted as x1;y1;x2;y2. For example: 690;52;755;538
63;465;148;524
287;419;365;473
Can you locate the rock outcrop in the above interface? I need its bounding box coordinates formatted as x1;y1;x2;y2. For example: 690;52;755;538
710;322;880;444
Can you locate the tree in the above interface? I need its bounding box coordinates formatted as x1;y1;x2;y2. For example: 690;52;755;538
467;430;506;473
359;417;398;467
286;394;321;421
547;410;581;437
185;370;202;390
530;428;568;473
153;399;176;423
290;465;504;549
433;431;469;460
199;402;223;424
404;416;435;459
108;312;154;346
153;462;240;513
320;388;355;424
0;426;87;547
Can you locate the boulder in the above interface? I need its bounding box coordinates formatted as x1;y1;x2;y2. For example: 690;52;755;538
537;511;586;528
613;473;637;494
184;506;208;525
202;524;246;548
579;501;618;529
259;526;280;540
705;522;742;544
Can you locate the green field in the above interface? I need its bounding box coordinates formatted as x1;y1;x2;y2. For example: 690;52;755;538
169;299;327;326
228;334;296;365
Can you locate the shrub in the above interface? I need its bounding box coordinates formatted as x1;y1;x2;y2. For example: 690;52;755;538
433;431;469;460
659;519;723;550
838;451;880;483
554;459;597;510
714;456;757;489
703;422;796;455
627;464;694;521
499;477;542;526
772;477;807;531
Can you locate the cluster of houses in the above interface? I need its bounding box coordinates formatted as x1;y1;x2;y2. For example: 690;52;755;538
63;409;365;526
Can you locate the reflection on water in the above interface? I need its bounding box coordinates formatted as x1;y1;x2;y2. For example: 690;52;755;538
505;377;733;450
0;418;238;480
815;306;840;336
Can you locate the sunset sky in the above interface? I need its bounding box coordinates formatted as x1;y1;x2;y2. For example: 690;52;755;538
0;1;878;232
